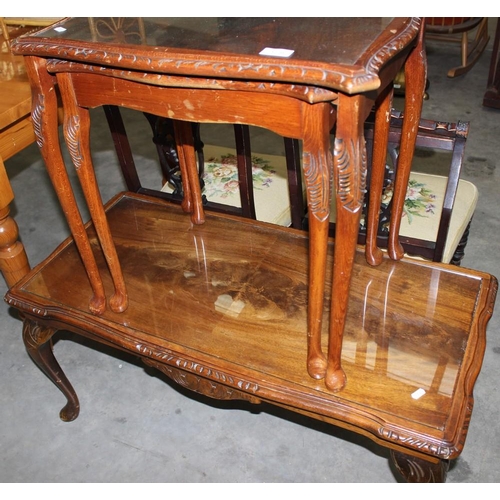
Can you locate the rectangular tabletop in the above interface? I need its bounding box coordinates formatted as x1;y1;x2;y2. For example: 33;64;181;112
6;192;496;459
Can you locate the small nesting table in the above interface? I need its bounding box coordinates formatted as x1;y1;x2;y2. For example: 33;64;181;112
5;17;497;482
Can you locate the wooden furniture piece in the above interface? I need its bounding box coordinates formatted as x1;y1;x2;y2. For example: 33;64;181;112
11;17;429;391
106;105;306;229
156;122;306;228
483;18;500;109
0;23;132;288
185;114;476;265
0;18;161;287
0;30;35;286
0;17;61;51
363;115;476;264
328;114;477;265
426;18;490;78
7;18;494;482
5;193;497;482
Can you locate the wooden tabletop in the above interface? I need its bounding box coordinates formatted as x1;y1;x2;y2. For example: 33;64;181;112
0;41;31;131
11;17;421;94
6;192;497;459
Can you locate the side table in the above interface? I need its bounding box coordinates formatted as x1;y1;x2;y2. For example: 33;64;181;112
11;17;427;391
6;18;494;482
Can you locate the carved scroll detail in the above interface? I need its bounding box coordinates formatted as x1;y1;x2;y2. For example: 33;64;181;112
22;319;55;350
379;426;455;459
366;18;422;79
302;150;332;222
5;296;49;317
45;60;338;104
136;343;260;396
390;450;449;483
12;18;421;93
144;359;261;404
31;93;45;149
334;137;367;213
65;115;83;170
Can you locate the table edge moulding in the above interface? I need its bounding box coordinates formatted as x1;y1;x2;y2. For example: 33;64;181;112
5;17;497;482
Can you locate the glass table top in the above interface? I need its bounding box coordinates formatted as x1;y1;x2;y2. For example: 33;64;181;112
12;17;421;93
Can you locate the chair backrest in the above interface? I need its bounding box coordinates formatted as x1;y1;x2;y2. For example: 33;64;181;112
103;107;474;265
115;110;307;228
360;112;472;263
297;112;473;264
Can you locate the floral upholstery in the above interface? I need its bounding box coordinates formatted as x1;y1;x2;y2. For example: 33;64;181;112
161;144;477;264
354;172;478;263
162;144;296;227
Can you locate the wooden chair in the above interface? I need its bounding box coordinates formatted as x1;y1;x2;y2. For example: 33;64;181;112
301;113;476;265
109;109;476;266
160;124;306;230
192;114;476;265
425;17;490;78
354;113;476;265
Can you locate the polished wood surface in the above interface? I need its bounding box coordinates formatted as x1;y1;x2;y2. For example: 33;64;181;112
5;193;497;479
7;18;489;481
12;17;426;392
0;34;33;286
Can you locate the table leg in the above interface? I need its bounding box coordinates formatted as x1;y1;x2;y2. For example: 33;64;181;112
24;56;107;315
0;158;30;287
22;317;80;422
365;85;394;266
172;120;205;225
388;25;427;260
390;450;449;482
327;93;371;391
57;72;128;313
301;102;335;379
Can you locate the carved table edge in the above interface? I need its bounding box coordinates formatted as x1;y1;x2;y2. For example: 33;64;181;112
4;291;479;462
11;18;422;95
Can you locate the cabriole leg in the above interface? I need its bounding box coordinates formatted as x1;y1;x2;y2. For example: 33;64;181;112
22;318;80;422
391;450;449;483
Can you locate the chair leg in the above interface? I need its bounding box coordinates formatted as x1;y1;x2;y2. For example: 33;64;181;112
447;18;489;78
284;137;306;229
233;124;256;220
450;218;473;266
102;105;142;192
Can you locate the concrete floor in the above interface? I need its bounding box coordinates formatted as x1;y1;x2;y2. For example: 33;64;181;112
1;21;500;483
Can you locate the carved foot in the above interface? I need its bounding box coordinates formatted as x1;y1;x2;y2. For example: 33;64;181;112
365;247;384;267
307;353;327;380
325;366;347;392
388;240;405;261
89;294;106;315
22;319;80;421
109;290;128;313
391;450;449;483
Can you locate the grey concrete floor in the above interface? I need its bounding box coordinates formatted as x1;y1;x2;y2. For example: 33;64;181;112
1;21;500;483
